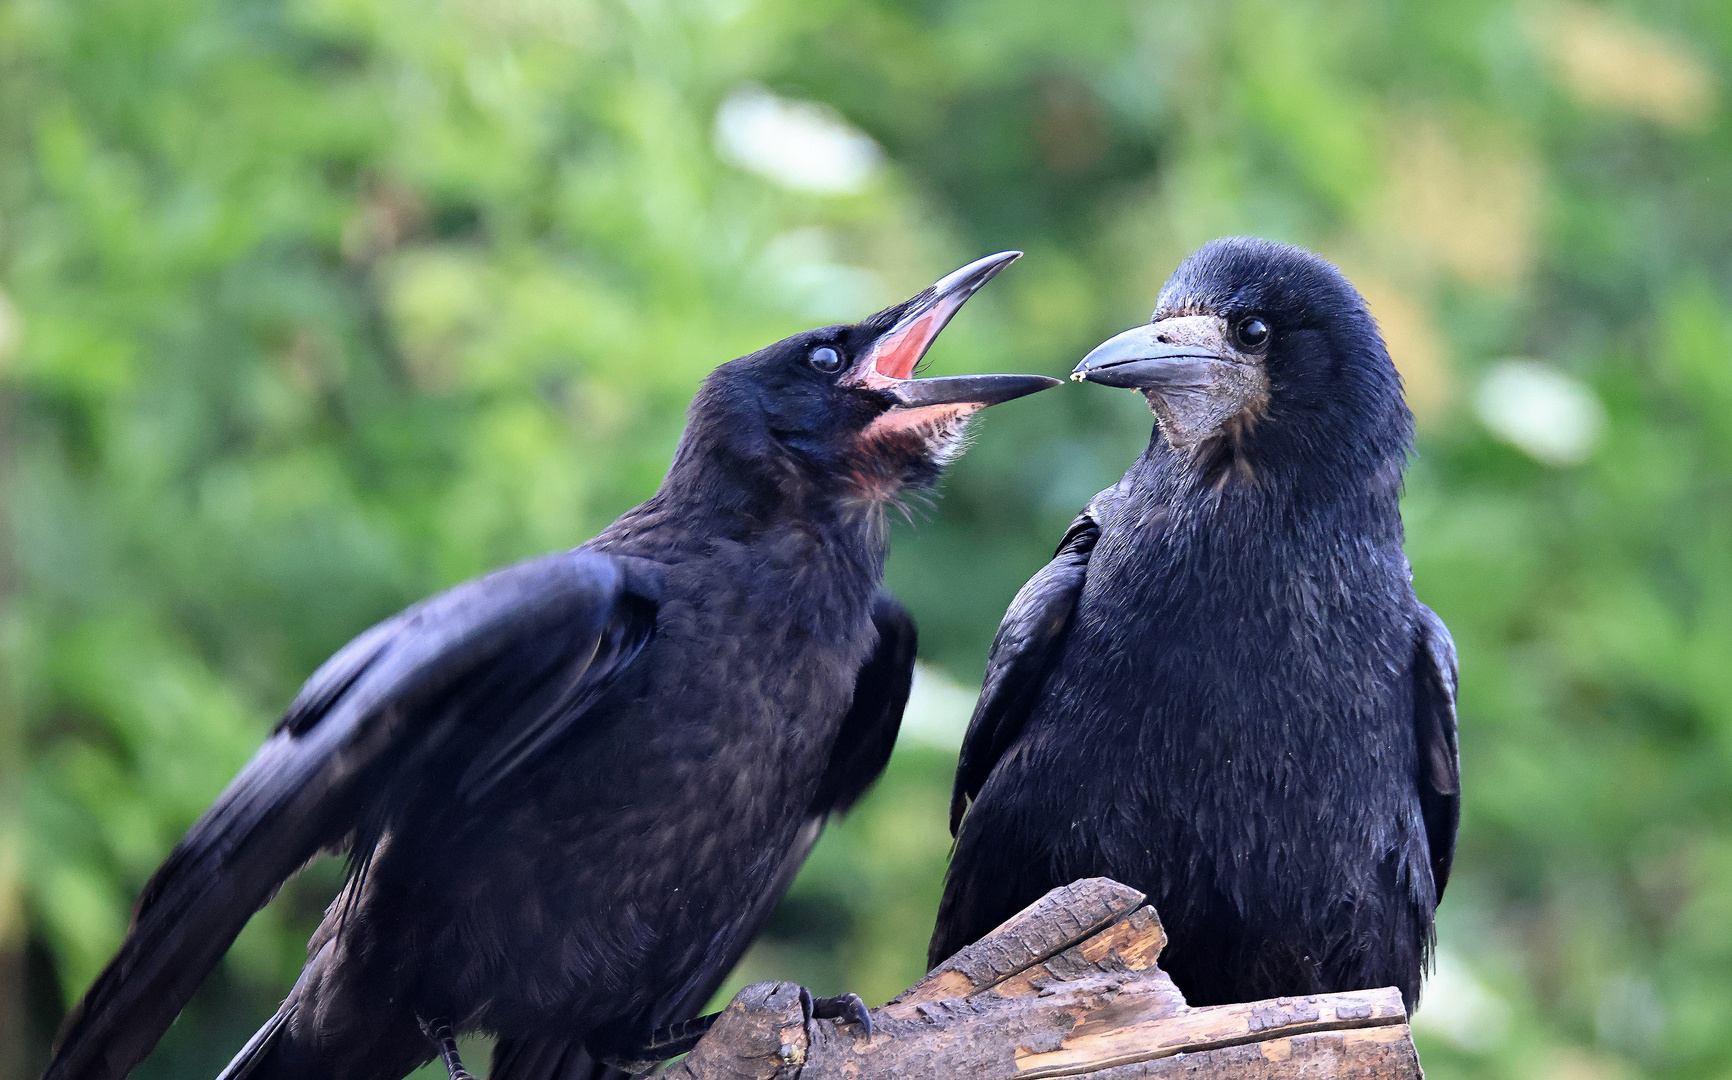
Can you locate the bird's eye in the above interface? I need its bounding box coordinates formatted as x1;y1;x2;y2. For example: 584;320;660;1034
809;345;844;373
1234;317;1270;350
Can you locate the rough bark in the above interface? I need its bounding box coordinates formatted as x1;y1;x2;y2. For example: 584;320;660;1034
646;878;1422;1080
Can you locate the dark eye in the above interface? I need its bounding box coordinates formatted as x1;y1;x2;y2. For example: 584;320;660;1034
1234;317;1270;350
809;345;843;373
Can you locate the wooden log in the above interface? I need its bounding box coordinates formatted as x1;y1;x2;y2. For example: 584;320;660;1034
645;880;1421;1080
889;877;1148;1009
645;981;808;1080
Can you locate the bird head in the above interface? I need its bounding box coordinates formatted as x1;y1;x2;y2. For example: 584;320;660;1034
1072;238;1412;484
682;252;1059;509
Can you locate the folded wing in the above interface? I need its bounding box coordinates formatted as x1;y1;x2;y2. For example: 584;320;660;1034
1412;602;1461;900
487;591;917;1080
49;550;658;1080
950;509;1101;834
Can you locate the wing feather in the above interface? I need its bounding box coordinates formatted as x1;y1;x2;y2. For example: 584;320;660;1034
1413;602;1461;900
949;509;1099;834
49;550;656;1080
810;592;917;817
488;594;917;1080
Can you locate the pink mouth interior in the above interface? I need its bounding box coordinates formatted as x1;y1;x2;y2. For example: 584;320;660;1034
866;306;950;383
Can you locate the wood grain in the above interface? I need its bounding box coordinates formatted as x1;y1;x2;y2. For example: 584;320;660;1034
645;879;1421;1080
891;878;1147;1008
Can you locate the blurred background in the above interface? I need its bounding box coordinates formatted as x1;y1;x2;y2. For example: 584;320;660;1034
3;0;1730;1076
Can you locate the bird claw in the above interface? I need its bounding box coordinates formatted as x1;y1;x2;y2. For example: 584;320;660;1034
801;988;874;1038
624;988;871;1066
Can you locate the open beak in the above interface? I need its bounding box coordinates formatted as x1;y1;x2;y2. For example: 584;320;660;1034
859;252;1061;410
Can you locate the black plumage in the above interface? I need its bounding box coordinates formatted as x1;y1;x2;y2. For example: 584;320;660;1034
931;238;1460;1011
47;253;1057;1080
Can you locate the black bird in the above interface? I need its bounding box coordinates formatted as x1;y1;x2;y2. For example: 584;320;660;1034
930;238;1459;1012
47;252;1058;1080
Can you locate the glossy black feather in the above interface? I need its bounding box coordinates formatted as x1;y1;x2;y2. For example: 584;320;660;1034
932;239;1460;1013
1413;602;1460;898
950;501;1105;833
487;594;914;1080
47;267;1026;1080
54;551;648;1080
813;594;917;816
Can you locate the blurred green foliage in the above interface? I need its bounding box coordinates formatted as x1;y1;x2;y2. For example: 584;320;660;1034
5;0;1732;1077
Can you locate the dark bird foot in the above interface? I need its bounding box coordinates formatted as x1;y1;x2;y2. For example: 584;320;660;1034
802;988;874;1038
417;1017;477;1080
614;986;873;1069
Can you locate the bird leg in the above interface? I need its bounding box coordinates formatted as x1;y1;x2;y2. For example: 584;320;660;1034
617;986;872;1068
416;1017;477;1080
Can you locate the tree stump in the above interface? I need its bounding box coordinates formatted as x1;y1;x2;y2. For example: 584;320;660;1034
649;878;1421;1079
